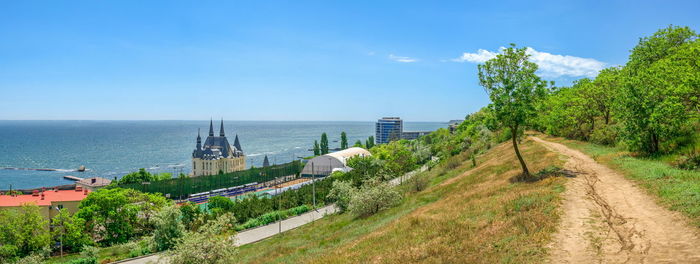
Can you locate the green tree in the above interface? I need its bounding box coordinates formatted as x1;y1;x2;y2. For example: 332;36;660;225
153;205;185;251
118;168;154;185
478;43;548;179
169;213;238;264
372;140;417;179
313;140;320;156
0;204;50;261
353;140;363;148
180;202;205;231
365;136;375;149
51;209;92;253
76;188;168;245
340;131;348;149
320;133;329;154
326;180;355;212
208;196;235;216
348;181;401;217
617;25;698;153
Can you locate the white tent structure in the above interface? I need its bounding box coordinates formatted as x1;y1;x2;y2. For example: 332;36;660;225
301;147;371;177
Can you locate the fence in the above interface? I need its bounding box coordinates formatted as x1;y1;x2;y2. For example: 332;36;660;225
116;161;303;199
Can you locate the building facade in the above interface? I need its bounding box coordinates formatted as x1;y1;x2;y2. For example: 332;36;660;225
0;187;89;220
375;117;403;144
191;120;246;176
375;117;433;144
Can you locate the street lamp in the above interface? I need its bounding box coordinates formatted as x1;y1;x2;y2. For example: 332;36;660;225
54;207;63;257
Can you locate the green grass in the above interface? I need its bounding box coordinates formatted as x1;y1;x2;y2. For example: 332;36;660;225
236;139;566;263
544;135;700;226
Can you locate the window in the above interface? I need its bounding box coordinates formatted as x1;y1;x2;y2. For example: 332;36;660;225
56;204;64;210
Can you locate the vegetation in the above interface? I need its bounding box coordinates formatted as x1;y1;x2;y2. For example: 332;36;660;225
533;25;699;162
313;140;320;156
0;204;50;262
347;181;401;217
152;205;185;251
478;43;549;180
117;168;172;185
340;131;348;149
168;213;238;264
235;139;565;263
320;132;329;154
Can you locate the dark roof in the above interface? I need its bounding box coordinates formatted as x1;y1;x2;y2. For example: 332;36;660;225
233;134;242;152
193;120;243;160
263;155;270;167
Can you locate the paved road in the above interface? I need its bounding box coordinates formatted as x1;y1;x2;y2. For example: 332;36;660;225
117;161;432;264
118;205;337;264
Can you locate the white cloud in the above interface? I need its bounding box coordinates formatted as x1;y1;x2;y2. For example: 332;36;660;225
452;47;606;78
388;54;418;63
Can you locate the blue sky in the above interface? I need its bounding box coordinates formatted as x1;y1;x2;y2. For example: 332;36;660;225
1;0;698;121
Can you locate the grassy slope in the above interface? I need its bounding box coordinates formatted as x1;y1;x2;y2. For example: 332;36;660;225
540;134;700;227
236;138;566;263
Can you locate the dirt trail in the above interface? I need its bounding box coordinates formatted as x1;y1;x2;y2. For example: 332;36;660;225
532;137;700;263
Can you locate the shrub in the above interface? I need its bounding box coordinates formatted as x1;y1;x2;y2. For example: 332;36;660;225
674;147;700;170
153;205;185;251
169;213;238;264
590;123;618;146
406;174;429;193
348;182;401;217
326;180;356;212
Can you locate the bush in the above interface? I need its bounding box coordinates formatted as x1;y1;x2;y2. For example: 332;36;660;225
348;182;402;217
406;174;429;193
169;213;238;264
590;123;618;146
153;205;185;251
674;147;700;170
326;180;356;212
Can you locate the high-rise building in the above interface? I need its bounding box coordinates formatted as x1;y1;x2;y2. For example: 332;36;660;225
375;117;403;144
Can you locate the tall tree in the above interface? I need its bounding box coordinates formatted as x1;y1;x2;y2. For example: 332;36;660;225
366;136;375;148
617;25;698;153
320;133;329;154
478;43;548;180
340;132;348;149
313;140;320;156
353;140;363;148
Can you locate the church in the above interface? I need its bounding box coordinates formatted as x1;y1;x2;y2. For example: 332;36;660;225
191;119;246;176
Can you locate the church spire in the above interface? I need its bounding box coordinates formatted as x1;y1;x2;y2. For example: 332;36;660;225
196;128;201;149
234;134;242;151
263;155;270;167
208;119;214;136
220;118;225;137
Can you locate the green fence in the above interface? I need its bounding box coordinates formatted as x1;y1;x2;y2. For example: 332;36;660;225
116;161;303;199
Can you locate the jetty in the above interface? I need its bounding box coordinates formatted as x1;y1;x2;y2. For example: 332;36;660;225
1;165;87;172
63;175;83;181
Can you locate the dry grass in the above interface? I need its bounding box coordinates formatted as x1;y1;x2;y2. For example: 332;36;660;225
236;138;566;263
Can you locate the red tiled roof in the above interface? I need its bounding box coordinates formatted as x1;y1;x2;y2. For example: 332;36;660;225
0;189;90;207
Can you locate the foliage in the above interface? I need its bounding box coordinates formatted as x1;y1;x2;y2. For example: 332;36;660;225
117;168;171;185
51;209;93;253
371;140;417;179
0;204;50;261
478;43;549;179
76;188;169;245
152;205;185;251
365;136;375;149
236;205;310;231
353;140;363;148
340;131;348;149
406;173;429;193
348;181;401;217
208;196;235;216
179;202;205;231
616;26;699;154
313;140;320;156
320;132;329;155
326;180;356;212
168;213;238;264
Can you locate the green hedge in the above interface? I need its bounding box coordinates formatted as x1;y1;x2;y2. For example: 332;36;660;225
116;161;303;199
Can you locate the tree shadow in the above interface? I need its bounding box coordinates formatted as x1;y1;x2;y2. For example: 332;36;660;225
510;166;577;183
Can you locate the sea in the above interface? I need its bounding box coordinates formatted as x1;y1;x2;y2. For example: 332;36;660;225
0;120;445;189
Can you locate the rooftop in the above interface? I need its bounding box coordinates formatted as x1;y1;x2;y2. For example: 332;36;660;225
0;189;90;207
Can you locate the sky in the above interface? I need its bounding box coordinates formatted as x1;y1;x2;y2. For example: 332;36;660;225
1;0;698;121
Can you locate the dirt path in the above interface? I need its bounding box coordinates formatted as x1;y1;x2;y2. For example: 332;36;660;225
532;136;700;263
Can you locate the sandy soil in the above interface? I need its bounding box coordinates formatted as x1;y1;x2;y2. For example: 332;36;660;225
532;136;700;263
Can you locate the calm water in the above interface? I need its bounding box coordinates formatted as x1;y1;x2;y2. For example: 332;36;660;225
0;120;445;189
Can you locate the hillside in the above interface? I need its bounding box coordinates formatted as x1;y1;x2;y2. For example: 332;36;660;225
236;138;567;263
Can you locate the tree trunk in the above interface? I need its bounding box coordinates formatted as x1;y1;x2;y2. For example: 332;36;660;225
511;125;531;179
604;110;610;125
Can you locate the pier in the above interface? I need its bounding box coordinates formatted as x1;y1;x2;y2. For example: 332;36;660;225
63;175;83;181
